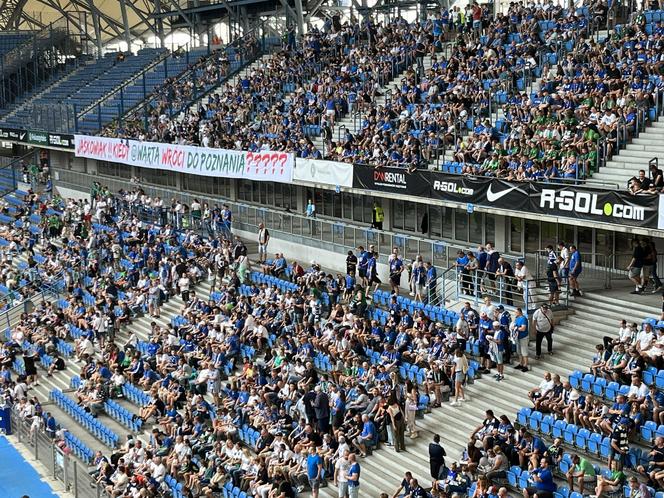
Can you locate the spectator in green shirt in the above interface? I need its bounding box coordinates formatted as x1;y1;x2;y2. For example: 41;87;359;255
593;460;626;498
566;454;596;494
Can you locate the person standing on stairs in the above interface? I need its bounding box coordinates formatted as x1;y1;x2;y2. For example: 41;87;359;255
627;238;646;294
450;348;469;406
346;453;361;498
512;307;530;372
429;434;447;479
568;245;582;296
533;304;555;360
386;391;406;453
488;320;506;381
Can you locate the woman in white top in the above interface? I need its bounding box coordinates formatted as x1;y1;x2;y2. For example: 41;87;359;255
450;349;469;406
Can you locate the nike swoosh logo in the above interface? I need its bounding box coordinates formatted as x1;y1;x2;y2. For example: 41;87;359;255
486;184;520;202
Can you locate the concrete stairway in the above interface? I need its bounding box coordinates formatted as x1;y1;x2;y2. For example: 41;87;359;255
592;120;664;187
310;56;434;154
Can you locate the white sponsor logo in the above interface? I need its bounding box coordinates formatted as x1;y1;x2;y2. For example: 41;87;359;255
540;190;645;221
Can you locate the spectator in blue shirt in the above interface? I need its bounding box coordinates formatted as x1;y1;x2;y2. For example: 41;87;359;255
569;245;582;296
306;447;323;498
354;414;376;457
512;307;530;372
346;453;361;498
524;458;557;498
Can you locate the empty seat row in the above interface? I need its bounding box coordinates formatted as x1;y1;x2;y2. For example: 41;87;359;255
49;389;119;448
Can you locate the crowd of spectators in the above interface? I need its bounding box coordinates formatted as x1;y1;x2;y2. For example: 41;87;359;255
451;3;664;182
0;182;522;498
98;0;664;185
100;2;618;175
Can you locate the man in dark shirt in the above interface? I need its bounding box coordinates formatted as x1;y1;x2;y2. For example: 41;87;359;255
627;238;646;294
429;434;447;478
609;422;630;469
346;250;358;275
496;257;515;306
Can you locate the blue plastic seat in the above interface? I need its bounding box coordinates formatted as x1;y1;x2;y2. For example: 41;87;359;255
529;411;543;431
563;424;578;445
517;407;531;426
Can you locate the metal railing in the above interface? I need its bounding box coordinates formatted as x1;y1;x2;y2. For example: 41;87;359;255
532;250;622;291
11;413;103;498
55;168;528;292
440;265;555;316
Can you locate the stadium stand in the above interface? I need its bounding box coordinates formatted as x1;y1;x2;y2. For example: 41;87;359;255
94;5;664;189
1;48;168;130
0;32;33;57
3;2;664;498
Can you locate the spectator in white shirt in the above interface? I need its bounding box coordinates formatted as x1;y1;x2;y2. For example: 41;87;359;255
528;372;554;405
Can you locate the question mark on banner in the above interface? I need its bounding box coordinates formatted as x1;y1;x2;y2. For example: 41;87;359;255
246;152;254;172
278;153;287;175
256;153;265;173
270;152;279;175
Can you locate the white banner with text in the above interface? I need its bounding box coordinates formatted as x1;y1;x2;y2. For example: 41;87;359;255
74;135;294;183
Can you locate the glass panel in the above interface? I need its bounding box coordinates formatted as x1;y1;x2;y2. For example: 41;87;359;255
541;221;557;250
364;197;374;224
344;224;354;248
417;203;428;235
393;200;404;230
313;220;322;240
274;184;283;208
406;236;419;260
485;214;495;247
333;223;344;245
393;234;406;257
266;182;274;206
442;207;453;239
252;181;260;203
314;189;325;216
366;229;378;249
614;231;634;270
259;184;267;205
419;241;432;263
524;219;540;254
430;206;442;238
239;180;251;201
292;215;302;236
333;193;342;219
352;195;364;222
595;229;614;269
273;210;285;231
510;217;523;253
455;211;469;242
283;214;292;235
469;212;483;245
577;227;593;264
247;206;257;227
321;220;333;243
404;201;417;233
322;191;333;217
560;225;575;248
432;241;447;269
354;227;365;249
342;193;352;221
